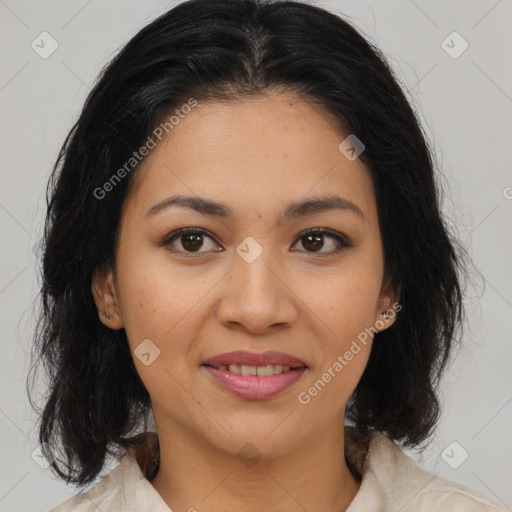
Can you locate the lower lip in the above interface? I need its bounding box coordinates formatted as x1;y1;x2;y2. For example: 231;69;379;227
202;365;307;400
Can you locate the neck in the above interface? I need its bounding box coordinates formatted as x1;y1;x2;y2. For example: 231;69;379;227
150;416;361;512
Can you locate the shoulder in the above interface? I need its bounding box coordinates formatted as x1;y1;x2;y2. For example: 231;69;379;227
345;428;509;512
49;433;165;512
49;455;140;512
410;477;510;511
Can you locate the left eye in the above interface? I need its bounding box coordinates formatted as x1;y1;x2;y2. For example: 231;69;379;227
162;227;351;256
291;228;352;254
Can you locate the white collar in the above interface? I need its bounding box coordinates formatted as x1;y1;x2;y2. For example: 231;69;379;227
51;428;506;511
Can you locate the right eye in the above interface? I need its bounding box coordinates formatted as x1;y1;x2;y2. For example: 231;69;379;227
162;227;223;256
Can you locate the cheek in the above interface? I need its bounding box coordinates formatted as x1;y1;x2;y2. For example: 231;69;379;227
115;249;225;377
307;289;374;388
296;276;377;412
303;259;383;342
115;249;196;349
296;254;382;397
115;265;209;403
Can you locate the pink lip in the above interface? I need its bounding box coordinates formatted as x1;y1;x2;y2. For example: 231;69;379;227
203;365;308;400
202;350;307;368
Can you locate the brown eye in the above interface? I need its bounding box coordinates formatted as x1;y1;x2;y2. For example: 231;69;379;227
180;233;205;252
162;228;221;255
292;229;351;254
301;233;324;252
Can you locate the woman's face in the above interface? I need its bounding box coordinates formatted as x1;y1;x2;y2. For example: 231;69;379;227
93;91;397;458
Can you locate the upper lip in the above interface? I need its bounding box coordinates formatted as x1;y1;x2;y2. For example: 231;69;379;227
202;351;308;368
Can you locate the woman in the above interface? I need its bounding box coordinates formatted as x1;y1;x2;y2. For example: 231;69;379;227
28;0;508;510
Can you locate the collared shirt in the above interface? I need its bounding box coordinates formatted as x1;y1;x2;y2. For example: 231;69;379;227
49;428;508;511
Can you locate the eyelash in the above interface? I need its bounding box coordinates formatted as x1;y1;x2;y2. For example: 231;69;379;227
161;227;352;257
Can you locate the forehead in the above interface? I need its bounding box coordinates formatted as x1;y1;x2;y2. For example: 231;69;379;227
122;92;376;224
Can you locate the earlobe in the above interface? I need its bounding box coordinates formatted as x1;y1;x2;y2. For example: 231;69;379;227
376;305;398;331
376;279;401;332
91;265;124;330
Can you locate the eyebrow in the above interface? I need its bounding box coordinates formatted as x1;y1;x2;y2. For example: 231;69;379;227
145;194;365;222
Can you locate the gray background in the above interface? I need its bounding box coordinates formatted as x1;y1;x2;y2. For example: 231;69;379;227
1;0;511;510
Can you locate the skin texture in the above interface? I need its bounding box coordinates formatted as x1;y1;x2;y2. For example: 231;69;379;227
92;90;397;512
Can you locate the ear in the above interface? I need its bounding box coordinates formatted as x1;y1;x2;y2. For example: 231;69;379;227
91;264;124;330
375;276;401;332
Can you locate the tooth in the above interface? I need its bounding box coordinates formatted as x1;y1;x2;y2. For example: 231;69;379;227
223;364;295;375
256;365;274;376
228;364;241;374
273;364;284;375
241;364;257;376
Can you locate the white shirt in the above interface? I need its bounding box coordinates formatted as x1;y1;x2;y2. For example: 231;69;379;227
49;428;509;511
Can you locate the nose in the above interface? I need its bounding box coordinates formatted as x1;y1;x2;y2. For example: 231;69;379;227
215;245;298;335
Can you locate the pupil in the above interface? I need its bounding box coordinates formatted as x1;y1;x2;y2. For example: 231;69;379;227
182;234;203;251
303;234;323;252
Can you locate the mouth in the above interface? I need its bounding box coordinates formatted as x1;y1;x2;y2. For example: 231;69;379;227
202;363;304;376
201;350;309;400
202;350;308;370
